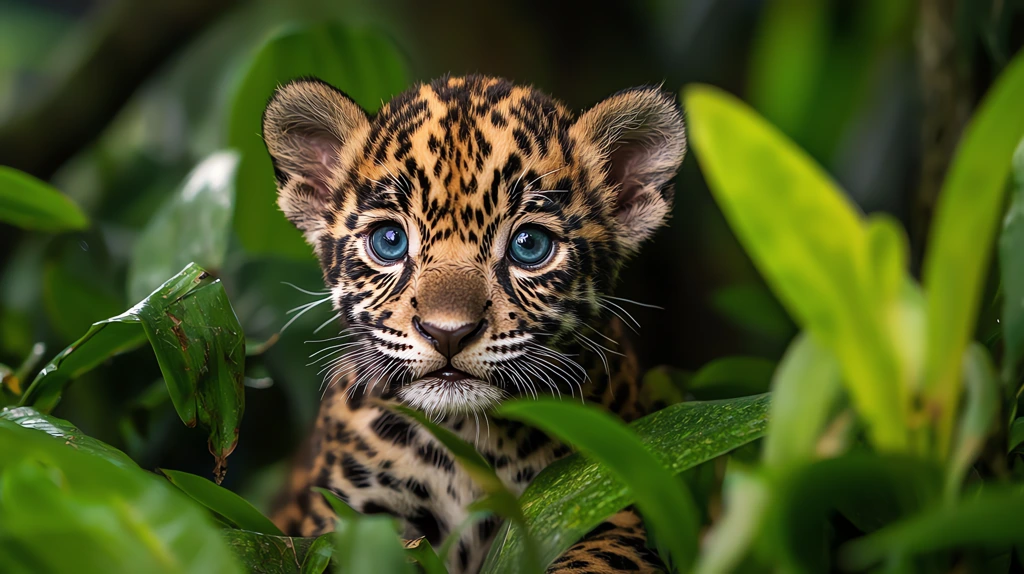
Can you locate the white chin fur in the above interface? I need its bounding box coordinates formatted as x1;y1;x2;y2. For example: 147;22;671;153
397;378;507;417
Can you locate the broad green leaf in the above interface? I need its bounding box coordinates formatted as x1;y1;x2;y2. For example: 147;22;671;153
0;406;136;469
1001;137;1024;380
483;394;770;573
497;400;699;571
763;333;842;468
0;166;88;231
688;356;776;399
22;263;245;480
228;24;409;259
684;84;908;450
160;469;283;535
922;52;1024;454
333;516;413;574
841;486;1024;569
403;537;448;574
947;344;1000;498
222;529;318;574
0;422;240;574
694;464;771;574
128;151;238;301
300;534;335;574
770;454;941;572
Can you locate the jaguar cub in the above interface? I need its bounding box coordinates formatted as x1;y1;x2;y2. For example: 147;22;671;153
265;75;686;573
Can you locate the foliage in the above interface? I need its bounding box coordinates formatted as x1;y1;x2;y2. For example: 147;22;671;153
2;4;1024;574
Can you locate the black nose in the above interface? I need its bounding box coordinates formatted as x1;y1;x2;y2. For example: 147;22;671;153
413;317;488;359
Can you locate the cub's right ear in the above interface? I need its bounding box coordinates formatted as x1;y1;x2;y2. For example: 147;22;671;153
262;79;370;243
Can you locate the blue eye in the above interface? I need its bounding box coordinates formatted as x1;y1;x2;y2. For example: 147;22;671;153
368;223;408;263
508;226;553;266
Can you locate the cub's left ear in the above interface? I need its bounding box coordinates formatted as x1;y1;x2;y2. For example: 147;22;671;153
570;87;686;254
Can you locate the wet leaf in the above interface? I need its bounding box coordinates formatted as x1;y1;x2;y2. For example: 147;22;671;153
222;529;318;574
0;406;136;469
0;421;240;573
299;534;335;574
228;24;409;259
160;469;283;535
496;399;700;571
21;263;245;479
483;394;770;573
0;166;88;231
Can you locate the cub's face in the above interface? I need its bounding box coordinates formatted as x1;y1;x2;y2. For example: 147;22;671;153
263;76;685;416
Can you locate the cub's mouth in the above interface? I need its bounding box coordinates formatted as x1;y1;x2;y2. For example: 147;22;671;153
423;367;473;383
396;365;507;416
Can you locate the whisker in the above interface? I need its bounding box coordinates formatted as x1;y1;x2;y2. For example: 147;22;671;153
280;282;330;296
601;295;664;310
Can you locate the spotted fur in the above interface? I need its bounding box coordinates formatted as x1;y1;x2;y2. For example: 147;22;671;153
264;75;685;573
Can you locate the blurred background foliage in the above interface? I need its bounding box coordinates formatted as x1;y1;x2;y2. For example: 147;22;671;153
0;0;1023;519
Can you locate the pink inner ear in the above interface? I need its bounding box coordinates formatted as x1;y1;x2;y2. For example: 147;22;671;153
607;138;649;211
301;132;342;201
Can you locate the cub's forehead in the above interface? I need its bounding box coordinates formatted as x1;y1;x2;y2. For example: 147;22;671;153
352;76;577;199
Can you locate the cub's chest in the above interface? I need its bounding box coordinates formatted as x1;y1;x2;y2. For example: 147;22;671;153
314;405;568;537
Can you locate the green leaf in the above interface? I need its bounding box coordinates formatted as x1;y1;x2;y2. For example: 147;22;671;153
313;486;359;520
0;166;88;231
496;400;699;571
128;151;238;302
684;83;908;451
1009;418;1024;454
0;406;136;469
688;356;776;399
763;333;843;468
1001;137;1024;380
300;534;335;574
747;0;830;139
221;529;318;574
710;283;795;341
159;469;283;535
947;344;1000;497
483;394;770;573
22;263;245;480
333;516;413;574
770;454;941;572
841;486;1024;569
0;421;240;574
403;537;448;574
228;24;409;259
922;52;1024;454
694;464;771;574
392;405;539;572
391;406;525;522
